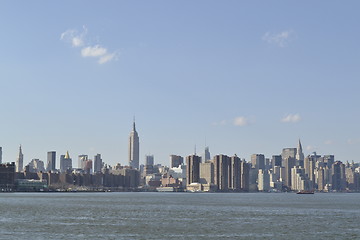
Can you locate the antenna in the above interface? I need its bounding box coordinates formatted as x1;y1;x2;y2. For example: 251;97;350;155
194;144;197;155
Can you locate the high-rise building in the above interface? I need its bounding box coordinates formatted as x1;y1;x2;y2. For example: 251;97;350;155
282;148;297;165
60;151;72;173
229;155;242;191
46;151;56;172
332;161;346;191
251;154;265;170
199;162;214;185
296;139;304;167
78;155;88;169
145;155;154;166
258;169;270;191
94;154;102;173
186;155;200;185
213;154;230;191
204;146;211;163
170;155;183;168
0;147;2;164
271;155;282;168
129;120;140;169
240;161;250;191
16;145;23;172
283;156;296;188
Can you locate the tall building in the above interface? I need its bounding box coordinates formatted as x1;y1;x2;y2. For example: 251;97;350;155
213;154;230;191
60;151;72;173
145;155;154;166
282;148;297;165
94;154;102;173
229;155;242;191
170;155;183;168
332;161;346;191
129;120;140;169
204;146;211;162
46;151;56;171
296;139;305;167
199;162;214;185
251;154;265;170
258;169;270;191
186;155;200;185
240;161;250;191
78;155;88;169
283;156;296;188
16;145;24;172
271;155;282;168
0;147;2;164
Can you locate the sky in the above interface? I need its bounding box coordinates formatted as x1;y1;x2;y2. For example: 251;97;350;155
0;1;359;168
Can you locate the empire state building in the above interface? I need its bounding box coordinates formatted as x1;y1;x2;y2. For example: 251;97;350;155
128;120;139;169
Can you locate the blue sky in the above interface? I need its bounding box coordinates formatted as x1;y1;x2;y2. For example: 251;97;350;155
1;1;359;167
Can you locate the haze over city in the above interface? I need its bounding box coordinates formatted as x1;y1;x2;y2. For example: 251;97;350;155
1;1;359;167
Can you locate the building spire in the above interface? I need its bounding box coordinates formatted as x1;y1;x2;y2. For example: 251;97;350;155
133;116;136;131
65;151;70;159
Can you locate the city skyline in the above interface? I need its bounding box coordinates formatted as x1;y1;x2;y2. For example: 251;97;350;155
1;1;359;166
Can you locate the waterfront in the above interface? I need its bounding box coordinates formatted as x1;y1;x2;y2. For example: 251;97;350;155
0;192;359;239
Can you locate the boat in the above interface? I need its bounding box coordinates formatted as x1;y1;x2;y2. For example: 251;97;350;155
296;190;314;194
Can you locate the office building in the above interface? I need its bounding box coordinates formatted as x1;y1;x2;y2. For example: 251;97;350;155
145;155;154;166
213;154;230;191
199;162;214;185
258;169;270;191
332;161;346;191
271;155;282;168
78;155;88;169
94;154;102;173
46;151;56;171
0;147;2;164
186;155;200;185
229;155;241;190
170;155;183;168
60;151;72;173
283;156;296;188
282;148;297;166
204;146;211;162
251;154;265;170
16;145;24;172
129;120;140;169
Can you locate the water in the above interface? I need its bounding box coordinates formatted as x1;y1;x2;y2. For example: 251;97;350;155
0;192;359;239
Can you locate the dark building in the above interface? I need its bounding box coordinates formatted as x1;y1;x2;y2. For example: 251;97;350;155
186;155;200;185
229;155;241;191
0;162;15;191
251;154;265;170
332;161;346;191
47;151;56;172
170;155;184;168
241;161;250;191
213;154;230;191
271;155;282;168
283;157;296;188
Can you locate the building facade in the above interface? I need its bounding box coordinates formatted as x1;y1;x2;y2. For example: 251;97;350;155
129;121;140;169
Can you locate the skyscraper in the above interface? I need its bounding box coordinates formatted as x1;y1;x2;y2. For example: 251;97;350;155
60;151;72;173
129;120;140;169
16;145;23;172
170;155;183;168
46;151;56;171
204;146;211;162
78;155;88;169
186;155;201;185
0;147;2;163
251;154;265;170
145;155;154;166
94;154;102;173
296;139;305;167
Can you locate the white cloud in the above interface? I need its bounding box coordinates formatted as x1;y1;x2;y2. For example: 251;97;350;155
61;26;117;64
60;26;87;47
81;45;107;57
262;30;295;47
233;116;249;126
98;53;116;64
281;114;301;123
